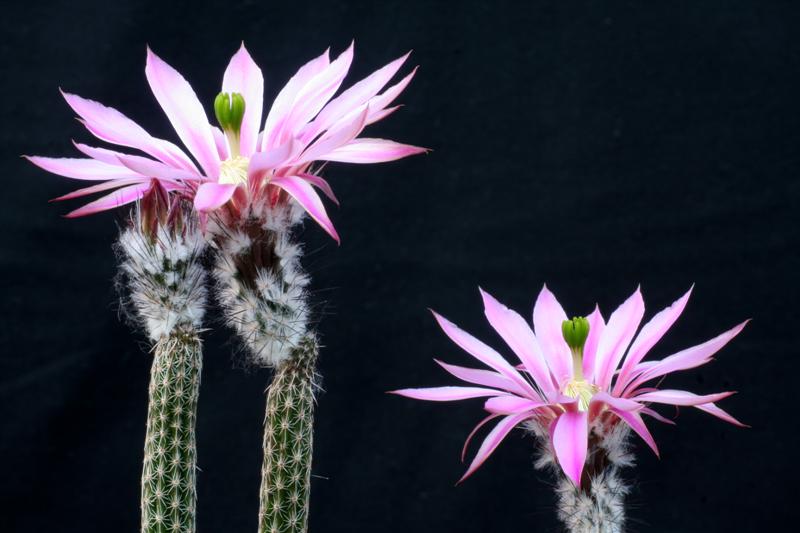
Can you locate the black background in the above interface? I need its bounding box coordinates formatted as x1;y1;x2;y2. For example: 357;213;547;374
1;1;797;531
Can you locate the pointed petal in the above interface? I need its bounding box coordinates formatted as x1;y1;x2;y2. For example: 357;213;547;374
484;395;545;415
615;287;693;395
222;43;264;156
532;284;572;384
641;407;677;425
552;410;589;487
479;288;554;391
297;173;339;205
311;52;410;135
611;407;659;456
61;91;198;172
72;142;131;165
65;182;151;217
694;402;748;427
53;178;144;201
431;311;535;396
594;287;646;391
296;106;368;164
263;49;331;150
115;153;199;182
270;175;339;242
283;43;354;137
25;156;141;181
320;138;427;163
194;182;237;212
591;391;642;412
459;413;529;483
582;305;605;382
634;389;735;406
145;48;220;177
434;359;529;397
365;67;417;121
461;414;501;462
390;386;503;402
626;321;749;392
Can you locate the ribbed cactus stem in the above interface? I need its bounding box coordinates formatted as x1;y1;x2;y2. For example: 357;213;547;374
258;336;318;533
141;330;202;532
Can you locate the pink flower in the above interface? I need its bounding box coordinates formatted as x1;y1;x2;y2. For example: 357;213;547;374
27;43;425;238
392;285;747;486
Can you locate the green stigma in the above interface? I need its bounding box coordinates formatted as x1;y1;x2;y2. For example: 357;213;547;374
214;92;246;138
562;316;590;353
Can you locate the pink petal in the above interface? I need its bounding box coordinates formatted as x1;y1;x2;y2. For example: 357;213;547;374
61;91;197;172
298;172;339;205
222;43;264;157
484;395;544;415
65;182;151;217
634;389;735;406
591;391;642;412
308;52;411;137
320;138;427;163
194;182;237;212
282;43;354;139
552;410;588;487
459;413;530;483
296;106;368;164
248;138;301;177
479;288;555;391
594;287;645;391
614;287;693;395
461;414;501;462
25;156;141;181
641;407;677;425
532;284;572;385
53;178;144;201
72;142;130;165
211;126;230;160
581;305;605;382
431;311;535;397
145;48;220;178
434;359;529;397
611;407;659;456
695;402;748;427
115;153;199;182
270;175;339;242
625;321;749;393
263;49;331;150
390;386;504;402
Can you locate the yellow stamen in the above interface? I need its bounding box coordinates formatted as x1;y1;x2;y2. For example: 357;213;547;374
218;156;249;186
563;379;599;412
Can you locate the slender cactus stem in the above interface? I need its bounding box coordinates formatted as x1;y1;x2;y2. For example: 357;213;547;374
141;331;203;532
258;337;317;533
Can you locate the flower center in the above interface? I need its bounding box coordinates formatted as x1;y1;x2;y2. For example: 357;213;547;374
218;156;249;186
563;379;599;412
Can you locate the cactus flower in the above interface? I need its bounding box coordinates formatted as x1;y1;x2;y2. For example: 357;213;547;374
393;285;748;487
27;43;425;241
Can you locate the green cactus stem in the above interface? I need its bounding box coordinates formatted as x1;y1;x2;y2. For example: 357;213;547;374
140;330;203;533
258;336;318;533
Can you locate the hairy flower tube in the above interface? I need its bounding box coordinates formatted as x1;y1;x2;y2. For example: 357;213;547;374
393;285;747;529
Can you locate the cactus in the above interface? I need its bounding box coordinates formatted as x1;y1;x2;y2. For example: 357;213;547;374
117;211;207;533
529;412;633;533
258;337;317;533
211;203;317;533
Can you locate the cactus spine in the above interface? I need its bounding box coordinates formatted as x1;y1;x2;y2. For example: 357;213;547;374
258;337;317;533
117;208;207;533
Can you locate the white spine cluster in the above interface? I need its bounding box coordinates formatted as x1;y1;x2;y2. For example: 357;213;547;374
117;224;208;341
527;418;633;533
213;203;310;367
